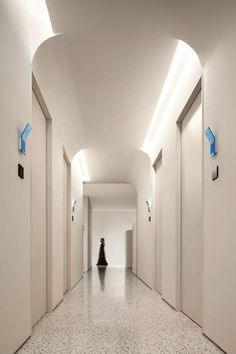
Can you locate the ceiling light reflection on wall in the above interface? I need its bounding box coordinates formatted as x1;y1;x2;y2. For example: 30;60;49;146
29;0;54;58
142;40;201;156
77;150;90;182
30;0;53;33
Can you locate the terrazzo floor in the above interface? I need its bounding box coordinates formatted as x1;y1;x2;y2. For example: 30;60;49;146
17;268;223;354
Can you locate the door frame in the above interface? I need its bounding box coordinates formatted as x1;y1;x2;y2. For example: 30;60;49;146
63;150;72;292
175;78;202;312
33;73;73;309
153;150;162;295
32;74;54;312
31;87;48;326
32;73;52;315
135;195;139;277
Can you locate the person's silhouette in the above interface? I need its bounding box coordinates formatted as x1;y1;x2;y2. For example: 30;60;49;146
97;238;108;266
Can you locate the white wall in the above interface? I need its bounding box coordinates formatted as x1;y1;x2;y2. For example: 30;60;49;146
132;222;137;275
70;157;84;288
88;198;92;270
129;153;155;288
46;121;64;309
83;197;93;272
130;43;202;302
31;91;47;326
44;114;84;311
130;21;236;353
92;210;136;267
83;197;89;272
1;3;236;354
0;2;31;353
32;57;84;312
125;230;133;268
202;21;236;354
0;3;84;352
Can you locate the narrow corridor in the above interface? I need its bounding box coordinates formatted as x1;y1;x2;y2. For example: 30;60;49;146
17;269;222;354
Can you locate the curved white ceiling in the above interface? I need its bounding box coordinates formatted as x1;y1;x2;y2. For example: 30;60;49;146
33;0;235;183
84;183;136;210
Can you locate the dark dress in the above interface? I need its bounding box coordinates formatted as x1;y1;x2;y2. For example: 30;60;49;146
97;242;108;266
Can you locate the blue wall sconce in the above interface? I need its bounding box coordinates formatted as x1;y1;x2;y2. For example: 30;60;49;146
146;200;151;213
146;200;152;222
204;127;216;158
19;123;32;155
72;200;77;222
72;200;77;212
204;127;219;181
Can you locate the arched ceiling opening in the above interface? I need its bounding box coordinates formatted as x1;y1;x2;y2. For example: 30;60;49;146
32;0;236;183
84;183;136;210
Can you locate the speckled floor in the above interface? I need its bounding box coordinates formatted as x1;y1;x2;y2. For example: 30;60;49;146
17;268;222;354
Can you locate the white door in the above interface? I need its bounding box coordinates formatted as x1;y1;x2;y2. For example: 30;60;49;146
126;230;133;268
83;197;88;273
132;224;137;274
155;157;162;294
31;91;47;326
63;157;68;294
181;93;202;326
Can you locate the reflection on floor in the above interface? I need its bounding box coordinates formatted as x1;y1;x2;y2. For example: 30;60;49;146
17;268;222;354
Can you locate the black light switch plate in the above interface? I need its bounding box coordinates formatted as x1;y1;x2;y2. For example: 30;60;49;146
18;164;24;179
212;165;219;181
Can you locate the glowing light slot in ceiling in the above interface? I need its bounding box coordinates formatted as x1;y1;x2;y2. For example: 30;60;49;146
142;40;201;155
77;150;90;182
30;0;53;33
30;0;54;58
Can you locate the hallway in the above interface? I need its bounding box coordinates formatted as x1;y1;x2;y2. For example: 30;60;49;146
2;1;236;353
18;269;222;354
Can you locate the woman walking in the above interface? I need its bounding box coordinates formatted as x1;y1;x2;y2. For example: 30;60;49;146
97;238;108;266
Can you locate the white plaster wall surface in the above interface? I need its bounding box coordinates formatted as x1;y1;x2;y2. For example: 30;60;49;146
92;210;136;268
32;73;84;311
83;196;92;273
140;21;236;353
132;221;137;275
70;158;84;287
0;3;85;351
129;153;155;288
31;91;47;326
1;2;236;354
0;2;31;353
45;113;84;311
44;127;84;305
83;197;89;272
88;198;92;270
32;36;85;161
51;124;64;309
202;21;236;354
129;49;202;305
153;122;179;307
130;22;236;352
47;121;72;311
125;230;133;268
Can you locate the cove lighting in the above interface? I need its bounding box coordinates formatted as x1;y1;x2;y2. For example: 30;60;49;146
77;150;90;182
30;0;53;34
142;40;200;155
29;0;54;58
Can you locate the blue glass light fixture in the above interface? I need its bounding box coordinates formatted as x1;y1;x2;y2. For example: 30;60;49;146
19;123;32;155
204;127;216;158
